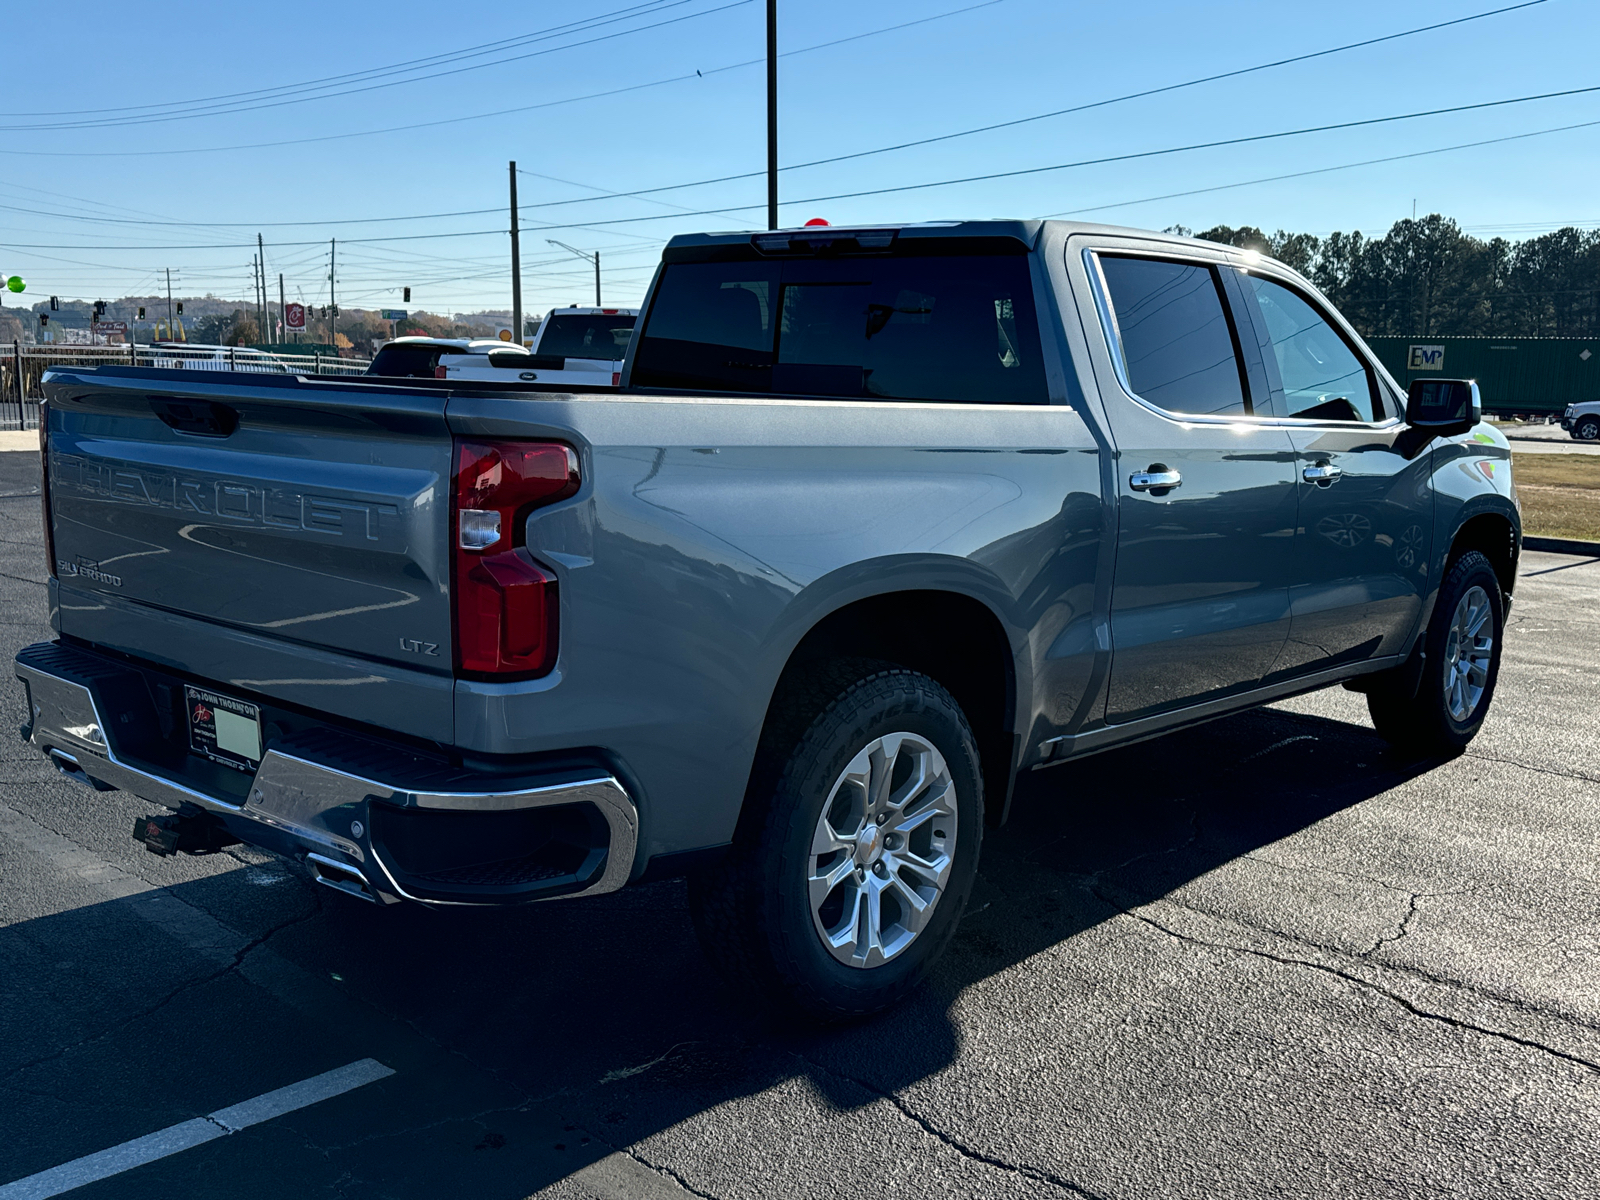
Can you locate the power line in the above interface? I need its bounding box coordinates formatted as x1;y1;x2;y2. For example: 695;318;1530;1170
0;0;1007;158
1044;116;1600;219
756;83;1600;209
515;0;1558;211
0;0;744;132
2;1;684;119
8;86;1598;253
8;75;1594;243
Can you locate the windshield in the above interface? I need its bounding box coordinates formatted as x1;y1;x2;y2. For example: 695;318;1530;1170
537;314;636;360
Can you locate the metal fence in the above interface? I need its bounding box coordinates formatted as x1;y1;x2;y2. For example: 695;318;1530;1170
1;342;373;430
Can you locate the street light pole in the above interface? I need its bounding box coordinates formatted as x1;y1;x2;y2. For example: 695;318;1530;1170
767;0;778;230
546;240;601;306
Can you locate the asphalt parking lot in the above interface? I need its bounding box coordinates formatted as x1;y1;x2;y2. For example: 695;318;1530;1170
2;448;1597;1200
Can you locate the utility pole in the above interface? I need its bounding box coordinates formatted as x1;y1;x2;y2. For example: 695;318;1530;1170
279;273;286;346
165;268;174;335
510;161;523;345
328;238;336;348
767;0;778;230
257;233;268;342
595;251;601;307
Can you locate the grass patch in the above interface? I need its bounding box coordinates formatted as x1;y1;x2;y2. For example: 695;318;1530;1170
1513;452;1600;541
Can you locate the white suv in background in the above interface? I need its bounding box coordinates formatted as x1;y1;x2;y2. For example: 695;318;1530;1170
1561;400;1600;441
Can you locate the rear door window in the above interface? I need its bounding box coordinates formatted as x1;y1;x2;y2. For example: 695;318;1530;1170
537;314;636;360
1097;255;1250;417
632;254;1047;403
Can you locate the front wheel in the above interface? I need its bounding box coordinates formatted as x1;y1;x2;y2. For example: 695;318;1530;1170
1575;416;1600;441
689;666;983;1022
1368;550;1504;754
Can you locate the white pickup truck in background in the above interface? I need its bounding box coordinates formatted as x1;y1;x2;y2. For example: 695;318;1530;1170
439;306;638;389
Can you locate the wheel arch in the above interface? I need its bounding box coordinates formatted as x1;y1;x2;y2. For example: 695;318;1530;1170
1446;504;1520;599
752;582;1023;831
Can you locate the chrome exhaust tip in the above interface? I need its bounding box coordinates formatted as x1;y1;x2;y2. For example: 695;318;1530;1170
48;748;115;791
305;853;380;904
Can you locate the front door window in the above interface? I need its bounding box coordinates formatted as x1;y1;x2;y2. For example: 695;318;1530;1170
1238;275;1382;423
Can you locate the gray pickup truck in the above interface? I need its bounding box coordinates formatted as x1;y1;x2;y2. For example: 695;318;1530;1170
17;221;1518;1019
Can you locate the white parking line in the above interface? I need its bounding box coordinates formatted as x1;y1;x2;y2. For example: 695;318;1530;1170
0;1059;394;1200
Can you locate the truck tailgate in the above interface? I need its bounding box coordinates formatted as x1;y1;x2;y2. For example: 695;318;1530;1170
42;367;455;739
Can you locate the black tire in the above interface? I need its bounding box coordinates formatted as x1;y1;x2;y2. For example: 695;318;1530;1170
689;663;983;1023
1368;549;1504;754
1576;416;1600;442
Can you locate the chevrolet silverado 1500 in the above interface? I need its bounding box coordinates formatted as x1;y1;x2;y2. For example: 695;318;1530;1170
16;221;1518;1018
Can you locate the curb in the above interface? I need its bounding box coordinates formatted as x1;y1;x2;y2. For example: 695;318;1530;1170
1524;535;1600;557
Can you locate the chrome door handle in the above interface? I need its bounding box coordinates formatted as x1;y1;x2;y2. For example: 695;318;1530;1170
1303;463;1342;485
1129;468;1182;492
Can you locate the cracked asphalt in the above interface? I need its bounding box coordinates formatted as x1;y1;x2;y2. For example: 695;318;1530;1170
1;446;1597;1199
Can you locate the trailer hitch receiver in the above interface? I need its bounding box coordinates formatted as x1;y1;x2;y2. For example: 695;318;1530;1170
134;803;241;856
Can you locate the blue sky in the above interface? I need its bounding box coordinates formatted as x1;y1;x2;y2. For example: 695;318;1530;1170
1;0;1596;317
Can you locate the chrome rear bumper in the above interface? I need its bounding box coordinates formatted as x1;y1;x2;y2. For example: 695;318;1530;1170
16;642;638;906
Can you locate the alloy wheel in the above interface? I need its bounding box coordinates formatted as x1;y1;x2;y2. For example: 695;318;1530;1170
807;732;957;969
1444;584;1494;723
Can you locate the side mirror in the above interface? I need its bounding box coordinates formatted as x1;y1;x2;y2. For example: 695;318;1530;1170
1406;378;1480;437
487;348;531;369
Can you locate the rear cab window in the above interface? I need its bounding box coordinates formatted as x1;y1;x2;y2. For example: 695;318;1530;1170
368;343;456;378
538;314;636;361
631;235;1048;404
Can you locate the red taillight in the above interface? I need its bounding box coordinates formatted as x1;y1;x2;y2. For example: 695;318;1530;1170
434;365;447;379
39;400;55;579
451;439;578;678
611;371;620;387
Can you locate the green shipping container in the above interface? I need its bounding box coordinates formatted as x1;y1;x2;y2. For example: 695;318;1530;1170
1365;336;1600;415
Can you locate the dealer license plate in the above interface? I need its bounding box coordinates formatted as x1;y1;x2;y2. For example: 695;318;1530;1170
185;686;263;773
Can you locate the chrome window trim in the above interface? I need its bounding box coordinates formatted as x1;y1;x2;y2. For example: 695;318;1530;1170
1080;245;1404;432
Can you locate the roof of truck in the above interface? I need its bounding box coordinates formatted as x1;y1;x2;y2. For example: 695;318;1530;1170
662;219;1253;258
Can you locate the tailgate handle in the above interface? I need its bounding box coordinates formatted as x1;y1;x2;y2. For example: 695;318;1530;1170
150;398;239;438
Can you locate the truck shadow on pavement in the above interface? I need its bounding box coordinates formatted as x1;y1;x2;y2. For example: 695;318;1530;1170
1;699;1447;1197
279;699;1440;1195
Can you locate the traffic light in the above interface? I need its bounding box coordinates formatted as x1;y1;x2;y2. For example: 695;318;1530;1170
49;296;59;311
137;306;145;319
38;313;48;326
403;287;410;303
332;305;339;317
93;300;107;318
176;302;183;316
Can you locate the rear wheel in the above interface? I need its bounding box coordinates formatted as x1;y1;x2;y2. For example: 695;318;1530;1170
1368;550;1504;754
689;664;983;1022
